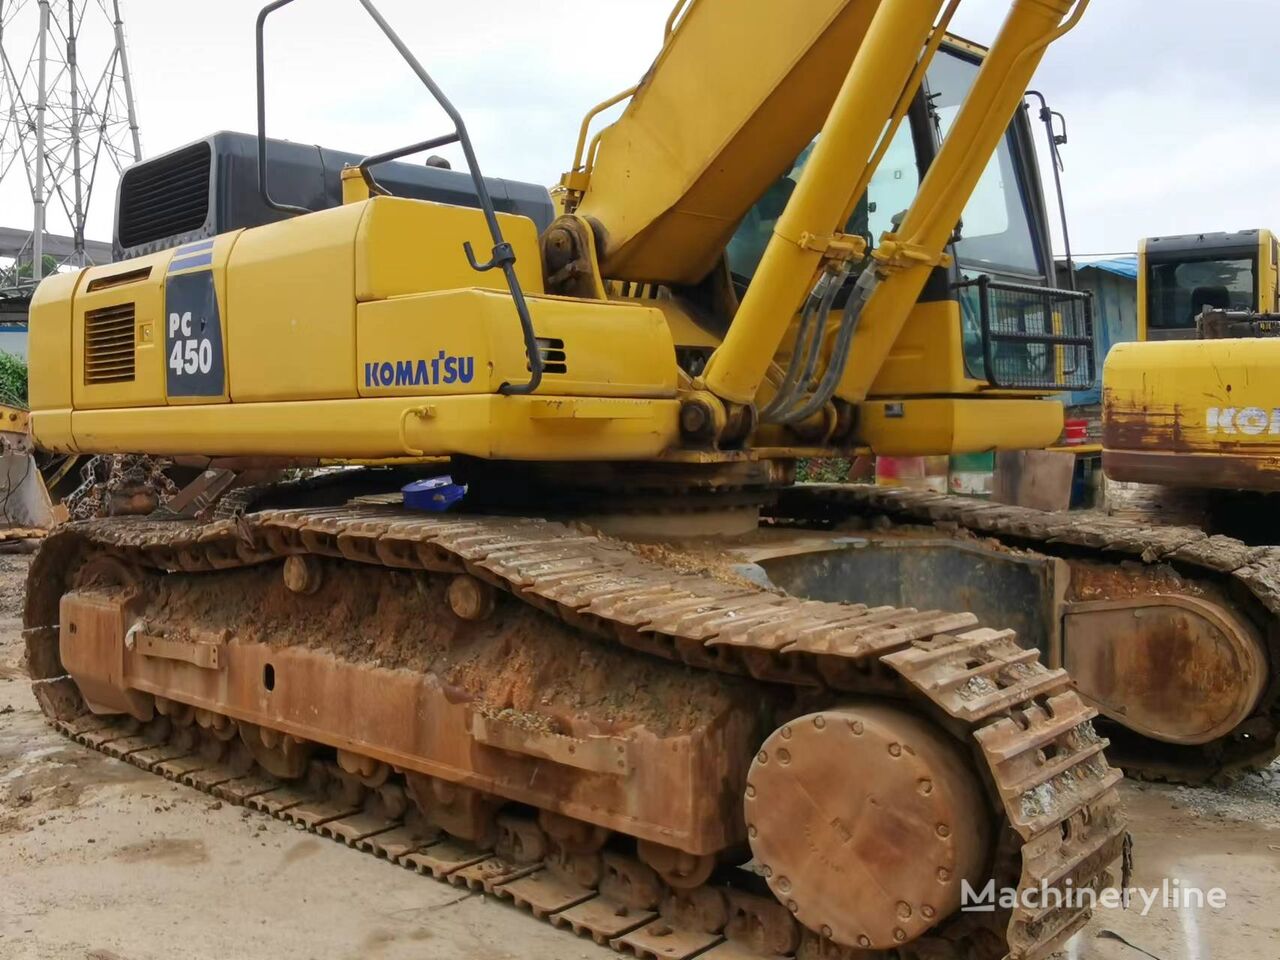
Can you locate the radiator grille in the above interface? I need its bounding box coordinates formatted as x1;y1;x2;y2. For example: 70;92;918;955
84;303;137;384
534;337;568;375
117;141;211;249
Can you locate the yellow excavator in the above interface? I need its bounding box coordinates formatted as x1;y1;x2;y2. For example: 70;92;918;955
1106;227;1280;484
23;2;1126;958
1106;228;1280;482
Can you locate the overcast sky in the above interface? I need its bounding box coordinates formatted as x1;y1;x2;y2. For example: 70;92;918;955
4;0;1278;261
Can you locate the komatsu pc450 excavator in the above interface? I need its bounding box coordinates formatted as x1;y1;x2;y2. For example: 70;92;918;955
23;2;1127;958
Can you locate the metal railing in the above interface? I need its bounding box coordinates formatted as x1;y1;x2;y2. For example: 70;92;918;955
956;275;1094;391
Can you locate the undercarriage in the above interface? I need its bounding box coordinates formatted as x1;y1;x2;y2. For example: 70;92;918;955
776;485;1280;784
25;493;1126;960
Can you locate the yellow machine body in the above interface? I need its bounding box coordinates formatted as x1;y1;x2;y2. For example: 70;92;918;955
1105;338;1280;490
1105;228;1280;488
31;198;681;461
18;8;1147;960
30;0;1088;471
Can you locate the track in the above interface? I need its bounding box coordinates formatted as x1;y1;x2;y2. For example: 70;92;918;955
24;504;1126;960
774;484;1280;783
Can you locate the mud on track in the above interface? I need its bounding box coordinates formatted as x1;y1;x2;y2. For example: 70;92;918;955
0;550;1277;959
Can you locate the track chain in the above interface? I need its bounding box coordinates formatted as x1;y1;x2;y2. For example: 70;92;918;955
27;504;1127;959
775;483;1280;781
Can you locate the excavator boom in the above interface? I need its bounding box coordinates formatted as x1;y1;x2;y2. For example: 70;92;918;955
570;0;890;287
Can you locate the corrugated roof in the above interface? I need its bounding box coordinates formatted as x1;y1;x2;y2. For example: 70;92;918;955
1074;255;1138;280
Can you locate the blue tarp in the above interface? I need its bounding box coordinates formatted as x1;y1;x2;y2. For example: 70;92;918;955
1075;255;1137;280
1059;257;1139;405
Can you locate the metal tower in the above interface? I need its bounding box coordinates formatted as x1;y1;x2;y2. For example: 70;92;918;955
0;0;141;287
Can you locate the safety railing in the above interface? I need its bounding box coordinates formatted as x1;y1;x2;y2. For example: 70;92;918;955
956;275;1094;391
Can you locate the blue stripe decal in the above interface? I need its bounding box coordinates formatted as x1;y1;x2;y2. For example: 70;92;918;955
177;239;215;255
169;252;213;273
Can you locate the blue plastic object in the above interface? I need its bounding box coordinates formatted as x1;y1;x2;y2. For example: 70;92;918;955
402;476;467;512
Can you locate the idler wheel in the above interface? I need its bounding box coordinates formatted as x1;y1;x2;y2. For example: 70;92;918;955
744;705;990;950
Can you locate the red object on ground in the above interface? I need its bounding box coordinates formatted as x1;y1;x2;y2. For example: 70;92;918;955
1063;419;1088;446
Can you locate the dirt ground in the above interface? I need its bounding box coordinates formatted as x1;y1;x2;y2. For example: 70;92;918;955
0;553;1276;960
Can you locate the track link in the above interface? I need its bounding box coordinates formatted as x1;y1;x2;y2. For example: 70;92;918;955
25;504;1127;959
775;483;1280;782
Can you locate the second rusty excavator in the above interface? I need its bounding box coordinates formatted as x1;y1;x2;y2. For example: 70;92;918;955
23;2;1126;959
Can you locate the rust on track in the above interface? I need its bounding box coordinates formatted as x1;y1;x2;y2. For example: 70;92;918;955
776;484;1280;783
25;504;1127;959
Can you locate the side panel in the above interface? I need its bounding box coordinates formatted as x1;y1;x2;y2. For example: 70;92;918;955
867;300;983;396
225;198;548;404
355;198;544;301
226;203;364;403
28;273;78;410
1104;338;1280;489
27;270;81;452
855;397;1063;456
163;236;237;405
70;252;170;410
356;290;677;399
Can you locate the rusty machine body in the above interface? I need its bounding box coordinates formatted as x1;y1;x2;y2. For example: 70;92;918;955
23;2;1129;959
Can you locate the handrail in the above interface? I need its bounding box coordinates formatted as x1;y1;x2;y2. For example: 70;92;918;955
664;0;693;39
568;0;692;186
569;85;638;178
254;0;543;395
254;0;311;216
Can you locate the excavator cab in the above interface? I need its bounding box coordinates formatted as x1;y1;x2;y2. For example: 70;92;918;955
1138;228;1280;340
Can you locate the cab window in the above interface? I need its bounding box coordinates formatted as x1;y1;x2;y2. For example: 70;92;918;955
1148;257;1256;330
726;119;919;284
726;48;1043;287
723;48;1052;386
926;52;1041;277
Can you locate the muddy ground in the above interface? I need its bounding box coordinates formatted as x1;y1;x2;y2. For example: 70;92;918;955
0;552;1276;960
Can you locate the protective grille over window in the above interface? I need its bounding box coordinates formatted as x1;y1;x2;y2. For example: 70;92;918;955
956;276;1094;391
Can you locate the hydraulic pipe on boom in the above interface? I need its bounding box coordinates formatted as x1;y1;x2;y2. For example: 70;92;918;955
835;0;1088;404
698;0;946;405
